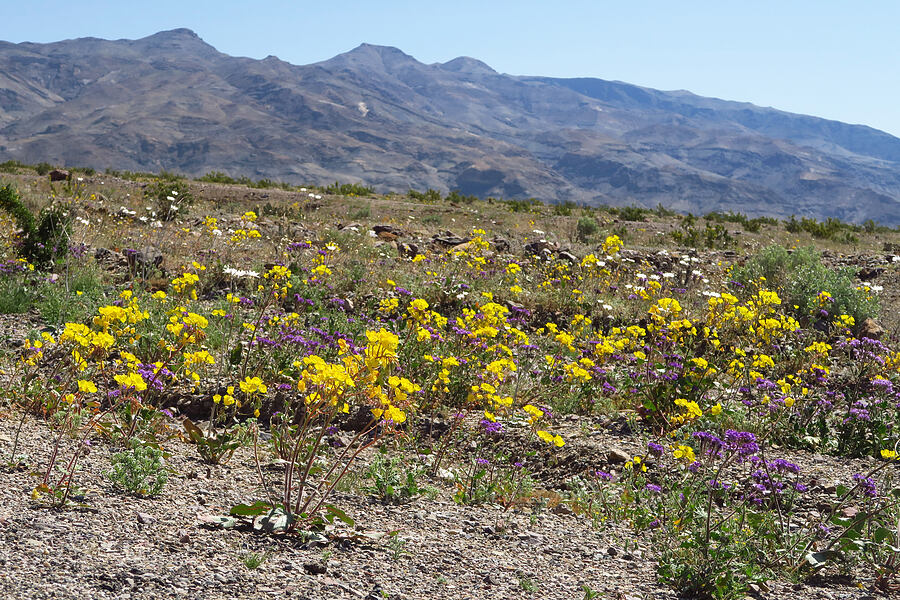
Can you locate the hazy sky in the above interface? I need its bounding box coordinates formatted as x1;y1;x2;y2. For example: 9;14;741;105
6;1;900;137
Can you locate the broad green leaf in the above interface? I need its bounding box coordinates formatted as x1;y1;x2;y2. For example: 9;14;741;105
325;504;355;527
230;501;273;517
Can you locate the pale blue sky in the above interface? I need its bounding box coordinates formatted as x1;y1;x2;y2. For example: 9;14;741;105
5;1;900;138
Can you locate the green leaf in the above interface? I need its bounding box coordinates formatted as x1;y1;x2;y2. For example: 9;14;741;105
253;507;295;534
230;501;273;517
805;550;840;570
199;514;237;529
325;504;355;527
873;527;893;544
183;418;205;443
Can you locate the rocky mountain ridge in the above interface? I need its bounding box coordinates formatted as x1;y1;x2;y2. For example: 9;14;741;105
1;28;899;223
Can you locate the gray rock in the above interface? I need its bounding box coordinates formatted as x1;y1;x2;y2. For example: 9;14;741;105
607;448;632;464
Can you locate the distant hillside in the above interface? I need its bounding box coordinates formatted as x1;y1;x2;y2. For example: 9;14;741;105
1;28;899;223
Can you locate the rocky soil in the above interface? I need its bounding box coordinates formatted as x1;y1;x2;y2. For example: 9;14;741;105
0;412;891;600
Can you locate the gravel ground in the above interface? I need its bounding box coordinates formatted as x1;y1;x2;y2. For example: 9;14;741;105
0;413;892;600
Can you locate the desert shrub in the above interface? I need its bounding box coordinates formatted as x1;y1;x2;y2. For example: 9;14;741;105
671;215;733;249
731;245;877;325
143;178;194;221
553;200;577;216
0;160;25;173
362;451;430;504
613;205;647;222
785;215;860;243
408;188;442;203
325;181;374;196
576;216;599;241
0;183;71;267
705;211;776;233
199;170;238;184
503;198;542;213
445;190;477;204
653;202;678;217
107;444;168;497
0;264;37;314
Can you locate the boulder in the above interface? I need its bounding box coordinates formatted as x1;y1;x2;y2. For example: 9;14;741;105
372;224;403;237
431;234;470;248
524;240;558;257
397;241;419;258
859;318;885;340
48;169;70;182
491;236;511;252
857;267;884;281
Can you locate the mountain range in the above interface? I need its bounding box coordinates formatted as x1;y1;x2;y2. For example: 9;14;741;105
2;28;900;223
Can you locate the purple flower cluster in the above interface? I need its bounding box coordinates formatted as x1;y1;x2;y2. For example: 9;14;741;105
479;419;504;436
137;363;173;392
837;337;889;365
852;473;877;498
691;430;758;460
0;260;28;275
647;442;665;457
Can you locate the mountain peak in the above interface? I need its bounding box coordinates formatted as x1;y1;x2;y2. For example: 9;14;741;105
321;43;422;72
144;28;201;41
132;28;218;57
350;43;412;56
440;56;497;75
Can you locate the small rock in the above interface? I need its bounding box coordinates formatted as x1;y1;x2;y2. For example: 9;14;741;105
373;224;403;237
607;448;632;464
137;512;154;525
859;318;884;340
857;267;883;281
303;562;327;575
398;242;419;258
49;169;70;182
524;240;558;257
